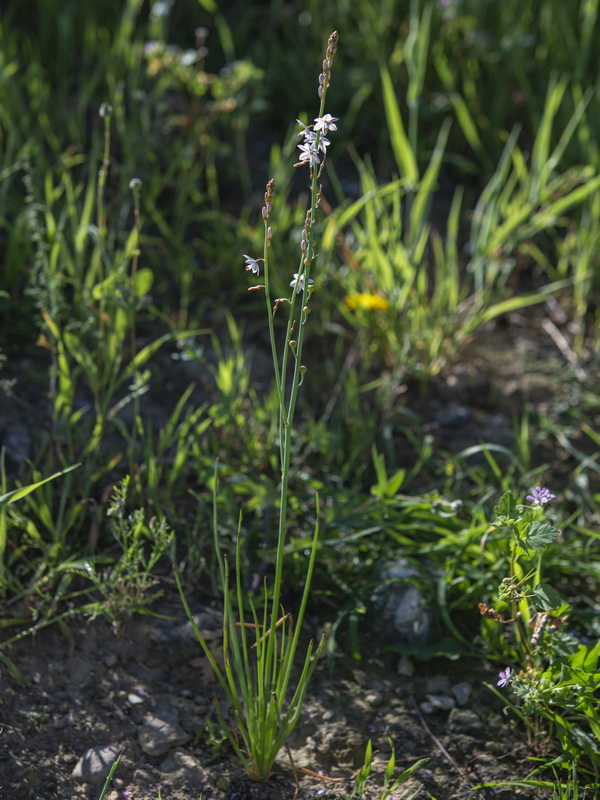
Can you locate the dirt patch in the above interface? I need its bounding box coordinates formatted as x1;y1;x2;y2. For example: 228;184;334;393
0;590;546;800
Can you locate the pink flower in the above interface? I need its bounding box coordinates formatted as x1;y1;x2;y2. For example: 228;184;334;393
497;667;512;688
526;487;556;507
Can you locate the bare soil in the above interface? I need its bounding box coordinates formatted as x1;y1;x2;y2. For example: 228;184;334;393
0;592;547;800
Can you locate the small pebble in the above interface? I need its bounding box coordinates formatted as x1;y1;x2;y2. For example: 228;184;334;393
425;675;450;693
396;656;415;677
451;681;472;706
104;653;118;668
352;669;369;687
138;709;190;757
448;708;482;735
365;690;384;707
425;694;456;711
128;693;145;706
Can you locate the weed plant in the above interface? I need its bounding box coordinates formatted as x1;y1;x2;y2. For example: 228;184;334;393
477;488;600;791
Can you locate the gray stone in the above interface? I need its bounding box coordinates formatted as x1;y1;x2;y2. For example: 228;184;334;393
451;681;472;706
376;560;432;642
425;675;450;693
448;708;483;735
425;694;456;711
365;690;384;707
72;745;119;785
352;669;369;686
67;656;92;688
138;709;190;757
172;749;205;782
396;656;415;677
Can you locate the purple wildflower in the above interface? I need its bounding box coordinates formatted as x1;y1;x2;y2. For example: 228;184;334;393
526;487;556;507
497;667;512;688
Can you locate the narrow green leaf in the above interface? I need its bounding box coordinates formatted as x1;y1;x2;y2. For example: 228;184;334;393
391;757;431;786
380;63;419;183
409;118;451;248
119;329;207;387
0;652;27;685
0;464;80;506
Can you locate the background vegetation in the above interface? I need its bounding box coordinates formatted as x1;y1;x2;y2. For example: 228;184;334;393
0;0;599;793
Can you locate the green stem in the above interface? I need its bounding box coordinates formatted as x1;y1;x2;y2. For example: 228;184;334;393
268;84;331;661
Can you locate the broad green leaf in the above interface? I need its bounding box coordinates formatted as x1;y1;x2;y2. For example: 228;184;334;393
570;640;600;672
526;521;559;552
532;583;566;610
494;490;518;523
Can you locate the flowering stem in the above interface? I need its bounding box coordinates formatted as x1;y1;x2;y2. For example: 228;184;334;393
231;31;338;778
268;32;338;674
261;181;286;427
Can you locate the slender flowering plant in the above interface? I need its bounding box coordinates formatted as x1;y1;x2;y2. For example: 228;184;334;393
175;31;339;783
480;487;563;669
484;489;600;778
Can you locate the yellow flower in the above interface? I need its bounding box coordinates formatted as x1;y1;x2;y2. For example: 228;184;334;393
345;293;390;312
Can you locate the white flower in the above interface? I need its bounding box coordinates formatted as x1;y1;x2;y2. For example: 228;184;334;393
296;119;316;143
295;142;320;168
290;273;314;294
243;254;261;276
314;114;338;134
317;134;330;153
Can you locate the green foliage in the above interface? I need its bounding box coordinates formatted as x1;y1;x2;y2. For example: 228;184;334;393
70;476;175;632
349;738;429;800
0;1;599;795
479;489;600;789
